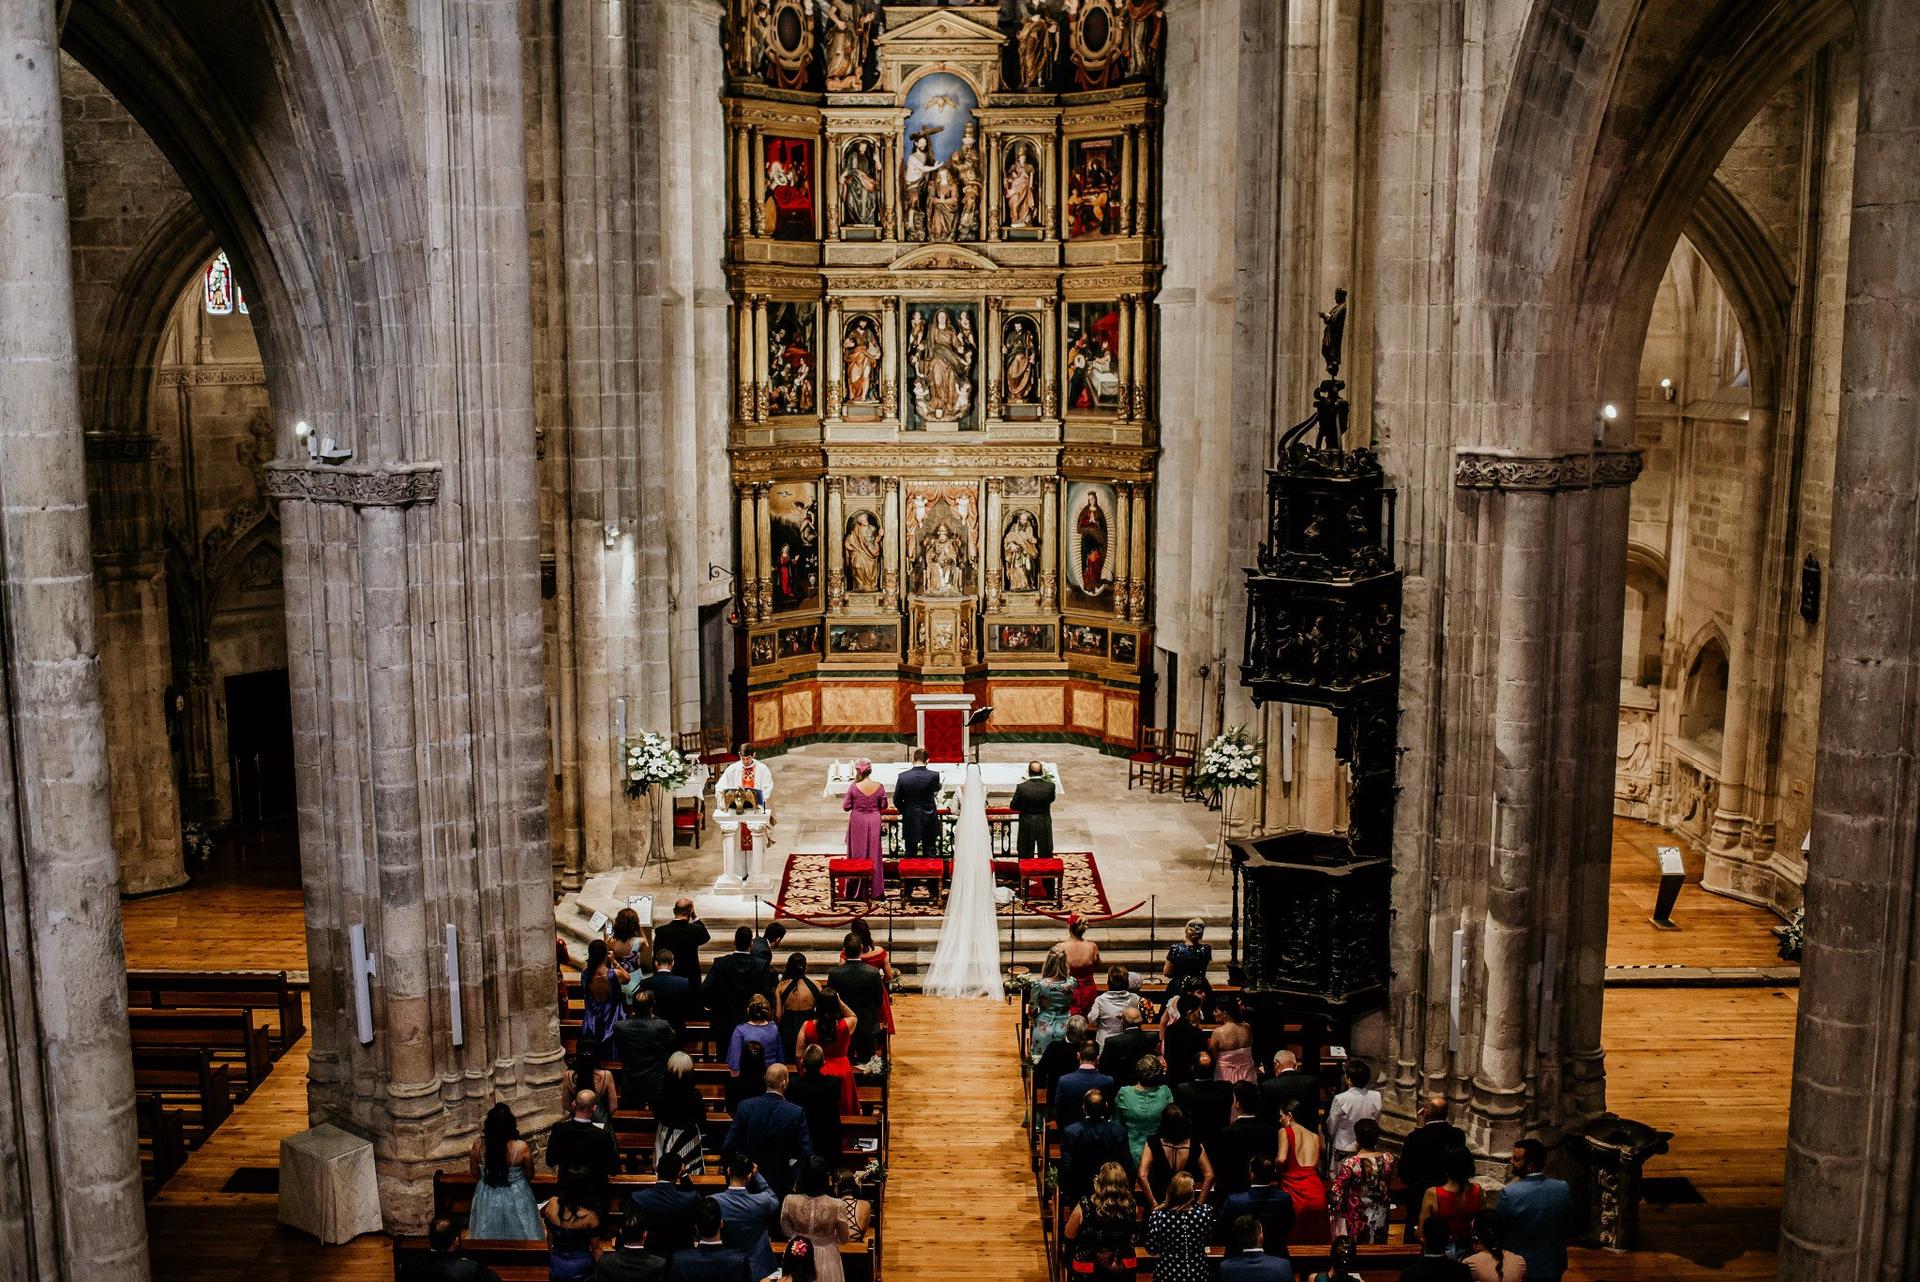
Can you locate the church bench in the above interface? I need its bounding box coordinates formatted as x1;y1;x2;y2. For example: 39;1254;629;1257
126;1007;273;1092
1130;1243;1422;1280
393;1234;875;1282
124;967;305;1052
608;1107;885;1169
131;1045;234;1133
135;1094;189;1195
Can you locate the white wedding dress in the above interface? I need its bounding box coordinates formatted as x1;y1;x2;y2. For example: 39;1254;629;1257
923;764;1003;998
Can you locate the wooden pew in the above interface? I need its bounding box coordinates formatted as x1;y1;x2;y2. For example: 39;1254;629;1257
1134;1242;1422;1279
606;1107;885;1171
124;968;305;1052
131;1045;234;1134
136;1094;188;1195
126;1007;273;1090
392;1234;876;1282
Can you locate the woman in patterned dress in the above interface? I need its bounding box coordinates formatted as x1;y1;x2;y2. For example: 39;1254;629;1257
1328;1117;1396;1244
1143;1172;1214;1282
1027;945;1076;1063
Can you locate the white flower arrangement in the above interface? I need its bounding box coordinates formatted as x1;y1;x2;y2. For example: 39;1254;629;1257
1196;725;1264;792
622;732;696;799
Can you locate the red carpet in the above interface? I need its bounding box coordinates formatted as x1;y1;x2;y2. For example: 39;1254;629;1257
774;851;1110;919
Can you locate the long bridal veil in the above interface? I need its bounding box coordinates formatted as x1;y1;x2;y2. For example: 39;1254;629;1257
923;764;1003;998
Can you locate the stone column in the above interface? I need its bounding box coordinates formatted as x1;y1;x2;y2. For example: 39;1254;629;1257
1040;476;1061;611
984;477;1005;612
1782;2;1920;1273
0;3;152;1271
753;482;773;618
824;476;846;612
1128;483;1150;620
881;477;902;611
737;482;760;619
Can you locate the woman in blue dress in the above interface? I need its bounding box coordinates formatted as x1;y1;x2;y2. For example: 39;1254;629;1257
577;938;624;1061
466;1102;542;1240
1028;945;1075;1064
541;1163;601;1280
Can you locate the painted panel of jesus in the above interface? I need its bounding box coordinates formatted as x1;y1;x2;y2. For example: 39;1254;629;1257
902;72;982;242
765;481;819;612
906;301;979;431
767;302;816;415
905;481;979;598
1063;480;1116;610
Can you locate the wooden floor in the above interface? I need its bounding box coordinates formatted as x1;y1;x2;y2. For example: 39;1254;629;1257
1606;818;1790;969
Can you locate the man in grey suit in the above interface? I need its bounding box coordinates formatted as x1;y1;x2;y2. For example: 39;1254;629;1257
1010;760;1055;858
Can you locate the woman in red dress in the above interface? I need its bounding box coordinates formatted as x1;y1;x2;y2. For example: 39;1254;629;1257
1064;916;1102;1017
1276;1098;1332;1244
848;917;896;1040
797;988;860;1116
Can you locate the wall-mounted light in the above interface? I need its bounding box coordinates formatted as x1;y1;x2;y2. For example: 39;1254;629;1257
605;522;621;548
1595;402;1619;445
295;419;317;461
347;923;377;1045
1658;378;1676;403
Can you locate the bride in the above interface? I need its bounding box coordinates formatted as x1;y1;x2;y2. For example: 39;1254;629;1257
923;763;1003;998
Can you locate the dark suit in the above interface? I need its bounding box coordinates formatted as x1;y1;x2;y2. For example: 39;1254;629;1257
546;1117;619;1195
827;957;887;1062
893;764;943;859
1217;1250;1295;1282
1257;1069;1321;1127
789;1068;844;1163
398;1256;503;1282
1173;1077;1233;1142
1010;775;1056;858
612;1014;678;1110
1098;1028;1158;1087
1162;1018;1209;1087
721;1091;812;1197
1223;1184;1297;1257
664;1242;751;1282
1396;1257;1471;1282
592;1246;669;1282
1213;1116;1280;1196
642;971;697;1032
629;1180;700;1258
703;950;773;1049
1060;1118;1132;1203
1035;1038;1081;1099
653;918;711;986
1051;1066;1114;1131
1398;1119;1468;1227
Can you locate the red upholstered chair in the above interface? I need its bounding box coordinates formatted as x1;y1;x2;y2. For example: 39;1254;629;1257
897;858;946;903
671;795;704;848
1019;857;1065;905
829;858;871;904
697;727;739;768
1127;727;1168;791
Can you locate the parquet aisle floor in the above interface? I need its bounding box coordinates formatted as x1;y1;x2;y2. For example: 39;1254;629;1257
882;993;1051;1282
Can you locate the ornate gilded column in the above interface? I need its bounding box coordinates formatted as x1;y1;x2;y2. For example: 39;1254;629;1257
824;297;844;420
825;137;841;240
882;135;899;240
1041;297;1059;419
1117;296;1135;420
824;476;846;612
750;127;767;236
880;297;900;420
985;296;1004;420
1132;291;1151;420
985;131;1002;241
1128;482;1150;619
737;482;760;618
1135;126;1152;236
984;477;1005;612
881;477;903;611
752;295;770;421
1039;475;1060;611
1112;482;1133;619
1121;126;1137;235
735;294;755;420
734;123;753;236
753;482;774;619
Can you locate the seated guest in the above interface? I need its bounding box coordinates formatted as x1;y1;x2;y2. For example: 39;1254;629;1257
772;1236;815;1282
666;1196;749;1282
1224;1157;1296;1260
1258;1050;1321;1129
1062;1161;1141;1281
1037;1015;1092;1100
398;1217;504;1282
1324;1060;1383;1168
1160;998;1209;1089
1163;918;1213;988
722;1062;812;1198
1145;1171;1215;1282
707;926;774;1052
788;1045;845;1165
654;1051;709;1176
1464;1211;1526;1282
750;922;787;965
1173;1050;1233;1143
1089;967;1142;1046
563;1044;618;1122
1219;1214;1295;1282
1329;1118;1395;1245
629;1152;700;1259
1115;1056;1173;1170
1060;1089;1133;1205
1494;1139;1569;1282
541;1164;602;1282
1097;1005;1157;1086
546;1089;618;1199
643;949;697;1032
780;1157;873;1282
712;1150;781;1282
1053;1040;1115;1132
728;993;783;1077
727;1041;769;1114
613;990;677;1113
1420;1147;1483;1258
592;1209;668;1282
1138;1104;1212;1210
1214;1083;1280;1198
1398;1216;1472;1282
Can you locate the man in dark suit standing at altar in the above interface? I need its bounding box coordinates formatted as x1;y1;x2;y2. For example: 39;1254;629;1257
1011;760;1056;859
894;748;942;860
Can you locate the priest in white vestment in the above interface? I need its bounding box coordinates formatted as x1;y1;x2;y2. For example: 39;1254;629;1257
715;745;775;809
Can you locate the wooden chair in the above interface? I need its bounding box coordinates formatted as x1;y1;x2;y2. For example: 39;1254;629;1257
1127;726;1167;790
671;794;704;848
698;726;739;767
1153;730;1199;795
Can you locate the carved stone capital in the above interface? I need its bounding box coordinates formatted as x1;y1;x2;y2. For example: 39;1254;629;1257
1452;448;1644;492
263;461;443;508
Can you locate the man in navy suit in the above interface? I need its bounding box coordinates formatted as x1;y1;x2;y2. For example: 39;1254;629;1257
1058;1090;1131;1205
640;951;697;1032
892;748;943;859
1217;1214;1295;1281
664;1198;751;1282
721;1063;812;1197
1050;1040;1114;1132
1496;1138;1572;1282
1222;1158;1295;1261
710;1151;780;1282
628;1151;700;1259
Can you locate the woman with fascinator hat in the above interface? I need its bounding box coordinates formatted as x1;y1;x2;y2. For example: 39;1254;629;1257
841;759;888;900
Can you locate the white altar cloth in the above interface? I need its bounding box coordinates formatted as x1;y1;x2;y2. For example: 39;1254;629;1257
821;759;1062;797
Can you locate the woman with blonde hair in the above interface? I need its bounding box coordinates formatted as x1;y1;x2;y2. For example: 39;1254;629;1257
1144;1171;1214;1282
1063;1161;1140;1281
1028;944;1075;1062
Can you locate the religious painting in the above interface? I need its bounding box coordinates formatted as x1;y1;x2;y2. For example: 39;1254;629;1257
1000;507;1041;594
1111;631;1139;667
990;622;1055;655
905;481;979;598
841;508;884;595
767;302;816;415
764;137;815;240
837;136;883;236
1066;137;1121;237
840;312;884;415
1000;315;1043;419
779;623;821;659
906;302;979;431
829;621;898;656
1065;302;1121;414
765;481;819;612
749;632;778;666
1002;138;1043;235
1064;623;1109;658
1063;480;1116;609
902;72;982;242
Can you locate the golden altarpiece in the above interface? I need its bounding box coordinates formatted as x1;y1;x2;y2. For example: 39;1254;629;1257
724;0;1165;750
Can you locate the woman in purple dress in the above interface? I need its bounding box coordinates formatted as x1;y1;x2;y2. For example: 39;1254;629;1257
842;759;888;898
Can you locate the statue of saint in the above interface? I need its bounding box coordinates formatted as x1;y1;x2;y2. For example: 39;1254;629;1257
844;511;883;594
1016;0;1059;90
1319;287;1348;375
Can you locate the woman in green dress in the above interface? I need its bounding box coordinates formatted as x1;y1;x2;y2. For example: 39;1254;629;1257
1113;1054;1172;1169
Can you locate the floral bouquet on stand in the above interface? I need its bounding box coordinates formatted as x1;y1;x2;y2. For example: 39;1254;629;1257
1195;726;1265;793
622;732;696;799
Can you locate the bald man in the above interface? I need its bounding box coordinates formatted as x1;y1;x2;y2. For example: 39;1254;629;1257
1399;1093;1468;1232
1011;760;1056;859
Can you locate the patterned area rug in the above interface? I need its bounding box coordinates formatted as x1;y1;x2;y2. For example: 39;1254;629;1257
774;851;1110;920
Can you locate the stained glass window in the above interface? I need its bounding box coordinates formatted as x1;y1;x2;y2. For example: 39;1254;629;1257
203;251;248;316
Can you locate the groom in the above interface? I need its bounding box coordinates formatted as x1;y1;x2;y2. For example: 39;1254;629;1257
894;748;943;860
1011;761;1056;859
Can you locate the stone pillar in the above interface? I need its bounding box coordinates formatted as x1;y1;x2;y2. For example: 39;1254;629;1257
824;476;846;612
1781;2;1920;1273
1040;475;1060;611
984;477;1004;612
0;4;153;1271
881;477;902;611
1112;483;1133;618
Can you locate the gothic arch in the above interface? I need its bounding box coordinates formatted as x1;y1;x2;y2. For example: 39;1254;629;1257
1683;178;1794;409
84;197;217;431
